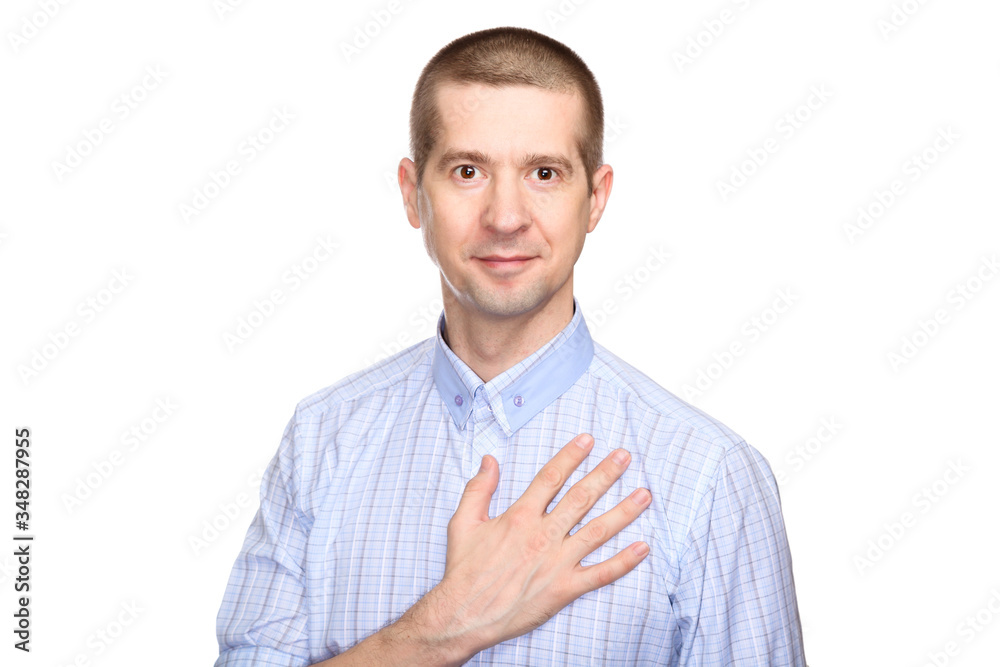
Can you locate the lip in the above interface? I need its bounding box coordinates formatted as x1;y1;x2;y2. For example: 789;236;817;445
475;256;535;271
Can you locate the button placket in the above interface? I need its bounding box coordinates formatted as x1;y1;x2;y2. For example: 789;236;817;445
470;385;501;462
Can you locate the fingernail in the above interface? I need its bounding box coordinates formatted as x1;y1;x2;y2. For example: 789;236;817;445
631;489;650;506
480;457;490;473
612;449;630;465
576;434;593;449
632;542;649;557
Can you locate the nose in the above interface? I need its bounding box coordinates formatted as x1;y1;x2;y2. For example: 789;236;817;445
482;172;531;234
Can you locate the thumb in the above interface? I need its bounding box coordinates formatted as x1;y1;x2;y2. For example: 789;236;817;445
452;455;499;528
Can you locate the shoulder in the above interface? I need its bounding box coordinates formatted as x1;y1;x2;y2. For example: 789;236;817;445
588;340;746;453
586;340;774;501
587;341;781;557
283;337;436;453
296;337;434;417
266;338;436;506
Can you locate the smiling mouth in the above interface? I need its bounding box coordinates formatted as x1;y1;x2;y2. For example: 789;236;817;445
475;256;535;271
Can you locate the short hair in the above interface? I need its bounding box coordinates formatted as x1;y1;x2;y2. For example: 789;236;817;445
409;26;604;192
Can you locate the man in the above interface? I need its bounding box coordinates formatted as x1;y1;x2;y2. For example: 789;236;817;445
215;26;805;666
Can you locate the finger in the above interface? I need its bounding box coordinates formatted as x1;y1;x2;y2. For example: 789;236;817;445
572;540;651;598
516;433;595;510
567;487;651;562
546;448;634;536
450;455;500;530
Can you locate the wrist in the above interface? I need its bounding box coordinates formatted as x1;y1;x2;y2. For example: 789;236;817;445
387;584;479;667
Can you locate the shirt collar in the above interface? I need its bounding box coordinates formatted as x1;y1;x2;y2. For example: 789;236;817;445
432;297;594;436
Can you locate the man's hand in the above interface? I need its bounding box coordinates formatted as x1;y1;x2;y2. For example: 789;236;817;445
324;433;650;667
404;433;652;663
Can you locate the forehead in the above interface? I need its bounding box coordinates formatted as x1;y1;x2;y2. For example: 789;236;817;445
432;82;585;161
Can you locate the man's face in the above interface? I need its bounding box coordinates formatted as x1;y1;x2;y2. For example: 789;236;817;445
400;82;612;322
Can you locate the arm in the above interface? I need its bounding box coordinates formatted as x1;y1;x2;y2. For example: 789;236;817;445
671;440;806;666
215;420;314;666
311;433;652;666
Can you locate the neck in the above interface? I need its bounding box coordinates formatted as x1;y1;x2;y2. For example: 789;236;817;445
440;286;575;384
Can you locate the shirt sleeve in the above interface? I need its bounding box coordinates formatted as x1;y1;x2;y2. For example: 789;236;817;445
215;417;314;667
670;440;806;666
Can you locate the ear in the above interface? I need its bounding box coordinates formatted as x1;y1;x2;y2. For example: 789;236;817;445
587;163;613;233
398;157;422;230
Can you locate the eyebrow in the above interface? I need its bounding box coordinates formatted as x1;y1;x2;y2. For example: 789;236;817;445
434;149;575;177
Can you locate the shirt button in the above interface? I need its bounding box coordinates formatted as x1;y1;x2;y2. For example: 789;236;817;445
454;395;463;406
513;395;524;407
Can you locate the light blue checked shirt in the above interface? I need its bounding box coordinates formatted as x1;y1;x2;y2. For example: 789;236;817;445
215;299;805;666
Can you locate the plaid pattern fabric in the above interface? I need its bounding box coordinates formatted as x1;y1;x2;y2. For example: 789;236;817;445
215;299;805;666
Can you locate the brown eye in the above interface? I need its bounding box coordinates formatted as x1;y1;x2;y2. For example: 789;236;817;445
536;168;553;181
457;165;477;179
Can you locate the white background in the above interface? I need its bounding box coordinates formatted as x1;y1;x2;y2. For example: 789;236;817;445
2;0;999;665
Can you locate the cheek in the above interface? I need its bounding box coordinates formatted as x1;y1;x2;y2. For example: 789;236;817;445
558;200;592;247
424;216;466;264
446;192;483;220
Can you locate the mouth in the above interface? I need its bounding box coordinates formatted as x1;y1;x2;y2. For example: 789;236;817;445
475;255;535;271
